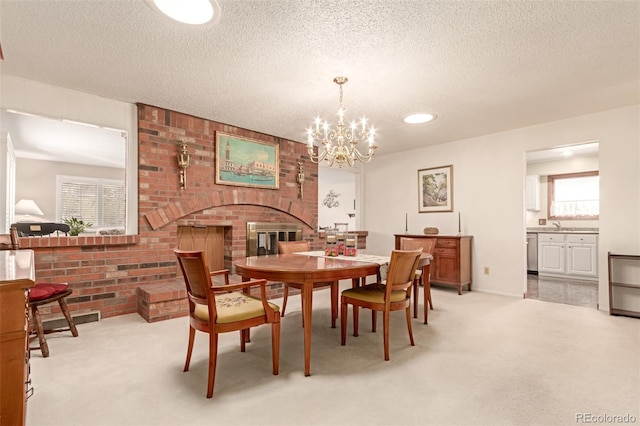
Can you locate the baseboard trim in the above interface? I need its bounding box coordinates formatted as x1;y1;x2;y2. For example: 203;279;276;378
42;310;101;331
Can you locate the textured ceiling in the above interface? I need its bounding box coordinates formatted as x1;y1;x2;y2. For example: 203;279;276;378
0;0;638;165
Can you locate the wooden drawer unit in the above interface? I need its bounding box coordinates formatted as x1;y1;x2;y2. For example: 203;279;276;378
395;234;473;294
0;250;35;426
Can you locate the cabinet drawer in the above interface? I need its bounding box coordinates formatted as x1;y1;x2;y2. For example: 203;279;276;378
538;233;564;243
435;239;458;248
566;234;597;244
434;247;456;256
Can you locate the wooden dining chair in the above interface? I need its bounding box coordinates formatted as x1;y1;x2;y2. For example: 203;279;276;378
340;248;423;361
277;240;339;328
400;237;436;323
175;249;281;398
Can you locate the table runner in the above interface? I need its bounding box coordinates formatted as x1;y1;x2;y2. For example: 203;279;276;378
296;251;389;280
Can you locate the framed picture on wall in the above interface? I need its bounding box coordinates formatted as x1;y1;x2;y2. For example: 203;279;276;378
215;132;279;189
418;165;453;213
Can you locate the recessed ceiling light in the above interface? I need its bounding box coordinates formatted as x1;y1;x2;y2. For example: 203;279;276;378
147;0;221;26
403;113;437;124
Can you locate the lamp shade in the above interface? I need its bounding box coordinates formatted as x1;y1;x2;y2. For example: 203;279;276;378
15;199;44;216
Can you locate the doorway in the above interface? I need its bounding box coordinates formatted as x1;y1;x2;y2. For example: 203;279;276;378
524;142;600;309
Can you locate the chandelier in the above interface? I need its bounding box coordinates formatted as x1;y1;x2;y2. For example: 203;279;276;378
306;77;377;167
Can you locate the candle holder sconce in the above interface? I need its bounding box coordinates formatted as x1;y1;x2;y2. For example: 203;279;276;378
177;141;191;189
296;160;305;198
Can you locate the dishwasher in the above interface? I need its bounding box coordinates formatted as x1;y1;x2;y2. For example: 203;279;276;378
526;233;538;274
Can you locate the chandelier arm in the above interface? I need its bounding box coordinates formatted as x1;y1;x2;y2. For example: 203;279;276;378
307;144;326;163
350;145;376;163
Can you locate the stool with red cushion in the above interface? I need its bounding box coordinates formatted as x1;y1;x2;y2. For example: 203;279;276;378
28;283;78;357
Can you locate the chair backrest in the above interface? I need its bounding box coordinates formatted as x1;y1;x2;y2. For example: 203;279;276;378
0;227;19;250
400;237;436;255
0;234;13;250
385;249;423;293
277;240;310;254
175;249;216;318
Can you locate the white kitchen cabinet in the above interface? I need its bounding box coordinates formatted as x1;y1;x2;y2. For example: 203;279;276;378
538;234;565;274
566;234;598;277
525;175;540;211
538;233;598;280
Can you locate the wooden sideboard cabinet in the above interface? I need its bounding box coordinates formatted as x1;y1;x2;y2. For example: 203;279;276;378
395;234;473;294
0;250;35;426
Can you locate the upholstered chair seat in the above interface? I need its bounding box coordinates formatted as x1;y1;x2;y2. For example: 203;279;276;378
193;293;280;323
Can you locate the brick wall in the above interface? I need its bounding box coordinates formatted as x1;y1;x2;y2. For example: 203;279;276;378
20;104;319;321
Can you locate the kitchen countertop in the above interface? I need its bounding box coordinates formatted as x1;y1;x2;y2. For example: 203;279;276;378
527;227;599;234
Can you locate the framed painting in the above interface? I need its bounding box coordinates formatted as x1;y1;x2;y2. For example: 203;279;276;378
215;132;279;189
418;165;453;213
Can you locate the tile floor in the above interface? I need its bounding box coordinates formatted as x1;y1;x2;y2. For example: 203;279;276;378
526;273;598;309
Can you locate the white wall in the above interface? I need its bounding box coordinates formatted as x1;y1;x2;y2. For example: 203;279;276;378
15;158;124;222
1;132;16;232
362;105;640;310
318;166;357;231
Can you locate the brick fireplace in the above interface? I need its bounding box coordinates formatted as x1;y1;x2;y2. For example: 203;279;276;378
19;104;321;323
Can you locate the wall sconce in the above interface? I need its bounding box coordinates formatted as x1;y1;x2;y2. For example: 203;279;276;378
296;160;305;199
177;141;191;189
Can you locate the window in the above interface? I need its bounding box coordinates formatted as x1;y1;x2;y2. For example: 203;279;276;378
57;176;125;229
548;171;599;219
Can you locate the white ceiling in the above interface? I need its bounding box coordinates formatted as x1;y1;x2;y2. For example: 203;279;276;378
1;110;126;168
0;1;638;165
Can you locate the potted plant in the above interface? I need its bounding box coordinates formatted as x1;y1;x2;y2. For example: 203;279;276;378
63;217;93;236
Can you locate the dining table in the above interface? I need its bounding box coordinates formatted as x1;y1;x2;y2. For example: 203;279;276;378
233;250;432;376
233;253;379;376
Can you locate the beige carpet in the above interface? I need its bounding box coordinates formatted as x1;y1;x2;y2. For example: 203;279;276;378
27;283;639;426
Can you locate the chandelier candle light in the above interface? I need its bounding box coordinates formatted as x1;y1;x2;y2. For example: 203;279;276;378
306;77;377;167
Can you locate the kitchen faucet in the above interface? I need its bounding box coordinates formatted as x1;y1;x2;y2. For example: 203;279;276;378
553;221;561;230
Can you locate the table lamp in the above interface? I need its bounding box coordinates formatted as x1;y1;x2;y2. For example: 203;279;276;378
15;199;44;222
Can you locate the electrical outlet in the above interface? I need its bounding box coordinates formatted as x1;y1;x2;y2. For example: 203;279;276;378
484;267;490;275
538;218;547;225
